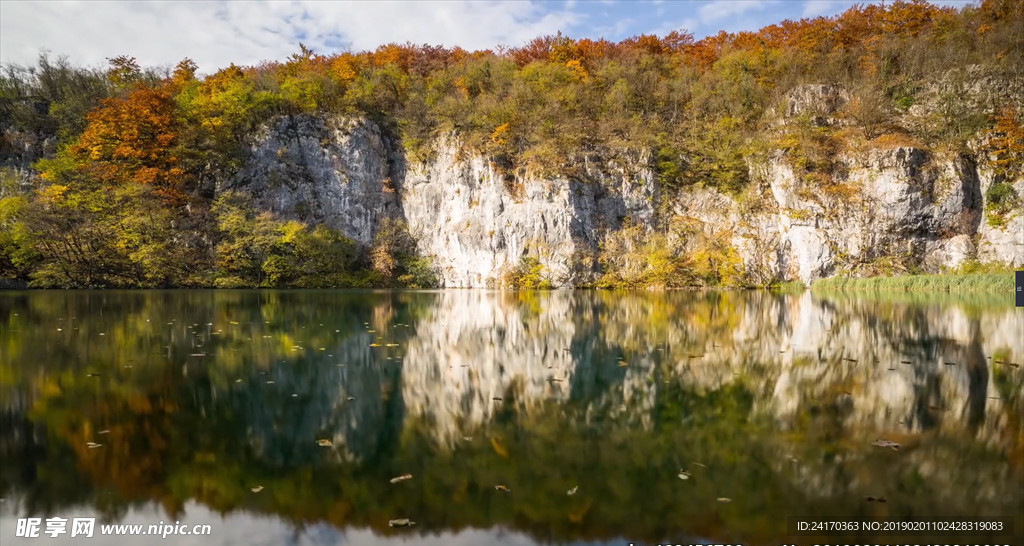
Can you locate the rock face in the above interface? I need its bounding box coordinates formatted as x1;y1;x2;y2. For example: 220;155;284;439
745;146;994;284
230;112;1022;287
225;116;400;245
400;141;656;287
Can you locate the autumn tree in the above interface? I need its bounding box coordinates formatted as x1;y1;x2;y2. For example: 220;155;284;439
42;84;191;203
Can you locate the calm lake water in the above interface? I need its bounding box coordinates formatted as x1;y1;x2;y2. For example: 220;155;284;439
1;290;1021;546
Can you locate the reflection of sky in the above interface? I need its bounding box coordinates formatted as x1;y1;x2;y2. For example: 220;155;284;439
1;502;620;546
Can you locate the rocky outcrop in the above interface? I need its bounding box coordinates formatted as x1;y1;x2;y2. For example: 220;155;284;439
230;107;1021;287
743;146;994;283
400;142;656;287
225;116;400;245
783;83;851;124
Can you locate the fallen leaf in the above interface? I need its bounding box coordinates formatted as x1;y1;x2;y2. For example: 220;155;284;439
871;439;901;451
490;436;509;457
388;519;415;528
317;439;333;447
390;474;413;484
567;485;578;496
494;484;511;492
717;497;732;503
251;486;264;493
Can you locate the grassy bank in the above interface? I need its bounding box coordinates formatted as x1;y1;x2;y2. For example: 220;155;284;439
811;272;1014;293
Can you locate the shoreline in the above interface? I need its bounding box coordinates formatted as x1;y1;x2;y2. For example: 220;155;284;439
809;271;1014;293
2;271;1017;293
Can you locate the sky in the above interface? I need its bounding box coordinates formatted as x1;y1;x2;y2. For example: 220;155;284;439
0;0;976;74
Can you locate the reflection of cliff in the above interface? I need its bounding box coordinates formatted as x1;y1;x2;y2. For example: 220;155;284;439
398;290;1022;455
240;329;403;464
392;289;1023;529
400;292;580;445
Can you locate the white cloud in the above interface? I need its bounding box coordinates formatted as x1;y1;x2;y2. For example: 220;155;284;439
802;0;851;17
653;17;700;38
698;0;778;25
0;0;580;74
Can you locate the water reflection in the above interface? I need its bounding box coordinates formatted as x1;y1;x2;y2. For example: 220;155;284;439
1;289;1021;545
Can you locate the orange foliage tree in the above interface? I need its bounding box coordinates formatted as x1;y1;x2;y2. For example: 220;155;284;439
68;85;189;202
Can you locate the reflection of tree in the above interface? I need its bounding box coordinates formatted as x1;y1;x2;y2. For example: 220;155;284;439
0;289;1021;544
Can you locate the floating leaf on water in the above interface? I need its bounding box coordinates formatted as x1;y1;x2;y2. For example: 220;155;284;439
370;343;381;347
291;393;298;398
677;471;691;480
494;484;511;492
691;462;707;468
235;379;242;383
251;486;264;493
567;485;578;496
367;330;376;333
618;361;628;367
716;497;732;502
865;496;887;502
386;343;399;347
230;321;239;325
347;396;355;401
97;430;110;435
492;397;502;401
388;518;415;528
871;439;901;450
490;436;509;457
317;439;333;447
390;474;413;484
86;442;102;449
189;353;206;357
266;380;275;384
462;436;472;441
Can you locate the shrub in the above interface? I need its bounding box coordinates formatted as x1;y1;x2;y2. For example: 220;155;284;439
503;256;553;289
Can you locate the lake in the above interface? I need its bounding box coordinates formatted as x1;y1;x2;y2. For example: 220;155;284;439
1;289;1021;545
